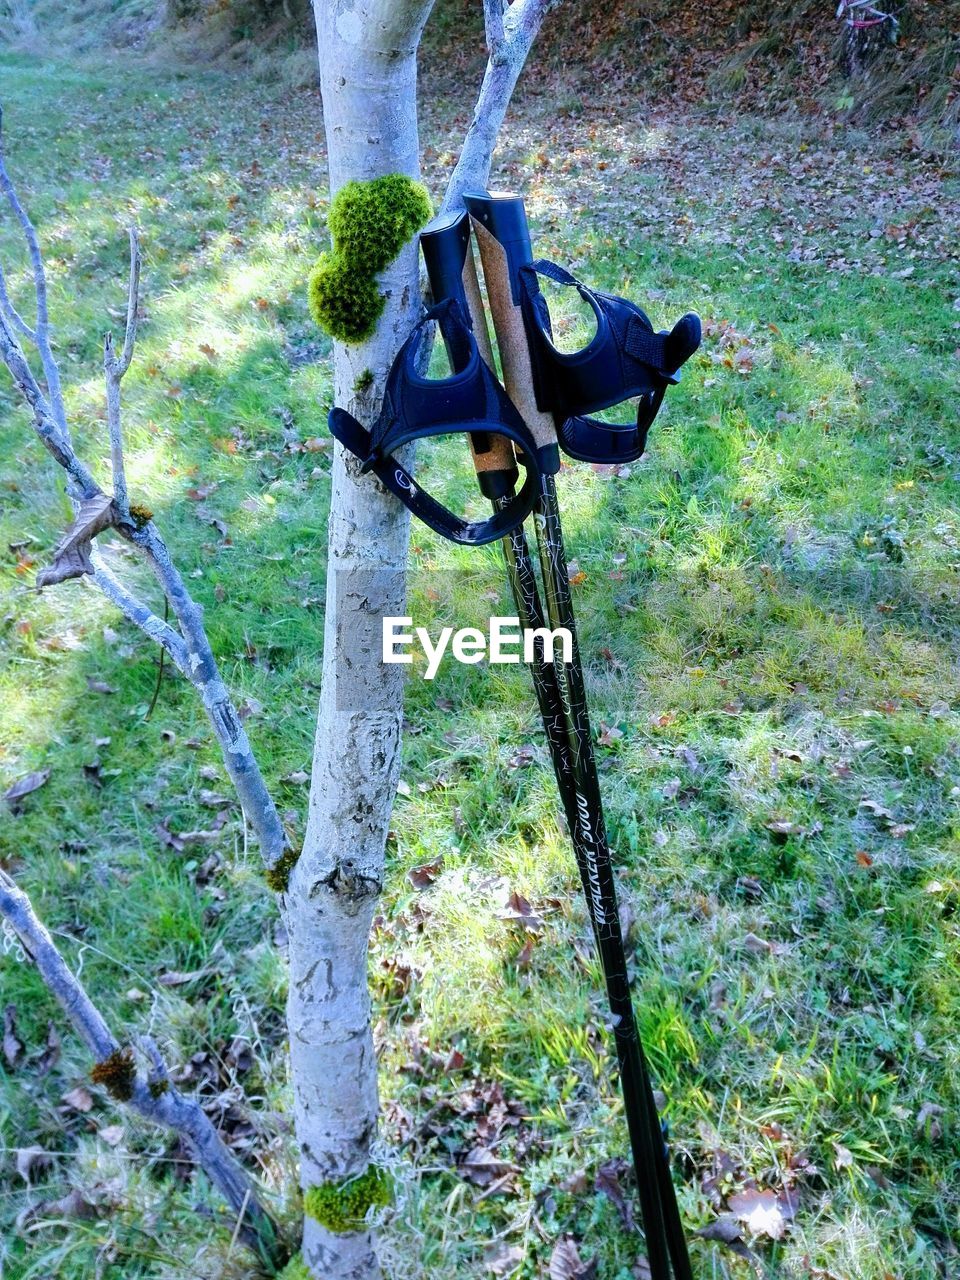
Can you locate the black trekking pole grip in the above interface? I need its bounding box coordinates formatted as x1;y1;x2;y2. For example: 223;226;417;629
463;192;561;477
422;207;582;846
420;209;518;500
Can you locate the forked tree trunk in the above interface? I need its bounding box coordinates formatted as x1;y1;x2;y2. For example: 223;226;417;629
287;4;434;1277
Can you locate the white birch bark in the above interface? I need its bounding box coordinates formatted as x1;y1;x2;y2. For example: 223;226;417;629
292;4;556;1275
289;5;434;1278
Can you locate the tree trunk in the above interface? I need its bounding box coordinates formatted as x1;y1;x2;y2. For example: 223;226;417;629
287;4;434;1277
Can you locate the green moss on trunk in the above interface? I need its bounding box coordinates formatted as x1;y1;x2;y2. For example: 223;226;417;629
303;1165;392;1234
264;845;301;893
307;175;431;344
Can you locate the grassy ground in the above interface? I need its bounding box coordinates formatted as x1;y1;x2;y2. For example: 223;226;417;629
1;42;959;1280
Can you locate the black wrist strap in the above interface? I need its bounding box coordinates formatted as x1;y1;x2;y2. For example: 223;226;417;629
329;407;539;546
327;299;542;547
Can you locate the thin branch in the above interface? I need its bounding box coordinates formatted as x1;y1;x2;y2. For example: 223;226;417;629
0;306;98;498
0;106;48;329
0;104;68;436
133;522;288;869
90;551;189;671
442;0;556;209
482;0;505;54
117;226;140;377
0;257;36;341
0;129;289;879
104;227;141;512
0;867;283;1266
144;597;170;721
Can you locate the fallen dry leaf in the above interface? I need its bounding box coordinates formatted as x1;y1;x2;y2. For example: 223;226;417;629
548;1235;597;1280
595;1157;633;1230
3;1004;24;1069
4;769;50;809
728;1186;795;1240
62;1085;94;1113
16;1146;53;1183
515;936;536;969
741;932;774;955
408;859;442;890
694;1214;756;1261
199;789;231;808
18;1187;99;1227
498;890;544;932
482;1241;523;1275
766;818;805;836
157;968;209;988
34;1021;61;1076
916;1101;944;1141
859;798;894;821
833;1142;853;1170
560;1169;589;1195
597;722;624;746
225;1036;253;1074
459;1146;518;1188
37;494;119;588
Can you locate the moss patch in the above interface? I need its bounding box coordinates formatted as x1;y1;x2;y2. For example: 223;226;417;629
307;175;431;344
91;1046;136;1101
264;845;301;894
354;367;375;396
303;1165;392;1234
127;501;154;529
307;254;383;345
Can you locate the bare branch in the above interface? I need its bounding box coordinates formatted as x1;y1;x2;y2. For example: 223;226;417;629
442;0;556;209
0;104;68;436
117;226;141;377
482;0;505;54
103;228;141;511
132;522;288;869
0;106;48;329
0;866;282;1265
90;552;190;671
0;136;289;880
0;306;98;498
0;258;36;341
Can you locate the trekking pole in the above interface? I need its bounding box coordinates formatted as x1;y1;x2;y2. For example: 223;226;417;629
420;211;578;814
463;191;693;1280
421;211;680;1267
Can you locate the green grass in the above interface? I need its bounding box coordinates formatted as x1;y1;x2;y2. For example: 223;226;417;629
1;44;960;1280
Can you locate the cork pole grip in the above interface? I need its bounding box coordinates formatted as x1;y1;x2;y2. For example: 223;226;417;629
460;246;516;476
469;217;558;452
